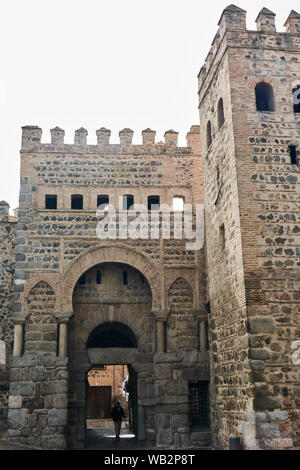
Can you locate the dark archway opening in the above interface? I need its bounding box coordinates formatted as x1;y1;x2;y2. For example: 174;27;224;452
255;82;275;112
87;322;137;349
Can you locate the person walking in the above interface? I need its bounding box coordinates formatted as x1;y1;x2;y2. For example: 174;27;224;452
111;401;126;439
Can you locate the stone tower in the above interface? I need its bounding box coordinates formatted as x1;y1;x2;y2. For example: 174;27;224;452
198;5;300;449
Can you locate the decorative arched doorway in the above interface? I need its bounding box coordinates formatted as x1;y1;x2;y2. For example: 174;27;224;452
66;262;155;449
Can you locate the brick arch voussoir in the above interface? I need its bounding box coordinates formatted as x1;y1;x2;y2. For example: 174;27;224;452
61;243;162;312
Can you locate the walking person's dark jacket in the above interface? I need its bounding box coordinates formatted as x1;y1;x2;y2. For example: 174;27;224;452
111;405;126;422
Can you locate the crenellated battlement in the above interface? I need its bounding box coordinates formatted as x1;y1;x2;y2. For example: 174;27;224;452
21;125;201;154
198;5;300;92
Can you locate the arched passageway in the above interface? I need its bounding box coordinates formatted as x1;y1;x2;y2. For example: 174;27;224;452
66;262;155;449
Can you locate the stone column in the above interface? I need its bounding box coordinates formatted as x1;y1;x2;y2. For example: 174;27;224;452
152;309;170;353
59;322;68;357
13;323;23;357
200;320;207;352
55;311;74;357
12;313;30;357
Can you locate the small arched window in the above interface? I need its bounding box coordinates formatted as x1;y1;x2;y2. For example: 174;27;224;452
255;82;275;112
292;85;300;114
217;98;225;129
206;121;212;149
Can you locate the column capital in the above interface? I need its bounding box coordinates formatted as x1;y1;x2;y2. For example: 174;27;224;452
193;309;208;321
54;311;74;323
152;309;170;321
12;312;30;324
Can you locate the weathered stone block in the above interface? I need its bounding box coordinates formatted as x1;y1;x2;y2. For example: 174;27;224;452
248;317;276;334
48;409;68;427
8;409;28;428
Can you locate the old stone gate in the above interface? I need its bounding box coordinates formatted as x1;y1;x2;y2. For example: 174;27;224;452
0;5;299;450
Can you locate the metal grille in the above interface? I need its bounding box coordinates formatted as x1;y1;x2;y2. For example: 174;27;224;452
189;381;210;427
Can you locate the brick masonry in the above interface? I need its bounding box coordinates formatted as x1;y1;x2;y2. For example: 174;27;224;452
198;5;299;450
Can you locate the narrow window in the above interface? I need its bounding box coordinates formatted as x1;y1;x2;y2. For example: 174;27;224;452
71;194;83;210
97;195;109;210
292;85;300;114
96;270;102;285
79;274;86;285
289;145;297;165
205;321;209;352
255;82;275;112
123;195;134;211
217;98;225;129
45;195;57;210
148;195;160;211
219;224;225;250
123;270;128;285
189;381;210;427
141;275;145;284
206;121;212;149
173;196;185;211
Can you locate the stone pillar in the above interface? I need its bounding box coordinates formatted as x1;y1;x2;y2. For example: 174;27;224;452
164;130;178;148
59;323;68;357
0;201;10;222
152;310;170;353
55;311;73;357
284;10;300;34
119;128;134;146
12;313;29;357
96;127;111;146
255;8;276;33
50;127;65;145
199;320;207;352
156;321;165;353
13;323;23;357
74;128;88;146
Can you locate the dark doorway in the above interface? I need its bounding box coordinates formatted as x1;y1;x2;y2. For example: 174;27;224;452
85;363;138;448
87;386;111;419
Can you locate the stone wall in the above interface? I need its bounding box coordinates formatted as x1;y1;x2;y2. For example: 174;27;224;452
0;203;17;419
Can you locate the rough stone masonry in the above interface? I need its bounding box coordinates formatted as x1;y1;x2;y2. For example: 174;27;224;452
0;5;299;450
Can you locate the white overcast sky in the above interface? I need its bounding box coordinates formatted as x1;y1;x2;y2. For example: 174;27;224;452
0;0;298;211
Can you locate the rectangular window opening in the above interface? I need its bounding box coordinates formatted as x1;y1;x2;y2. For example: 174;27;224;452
189;381;210;427
148;195;160;211
173;196;185;211
219;224;225;251
45;195;57;210
289;145;297;165
71;195;83;210
97;195;109;210
122;195;134;211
